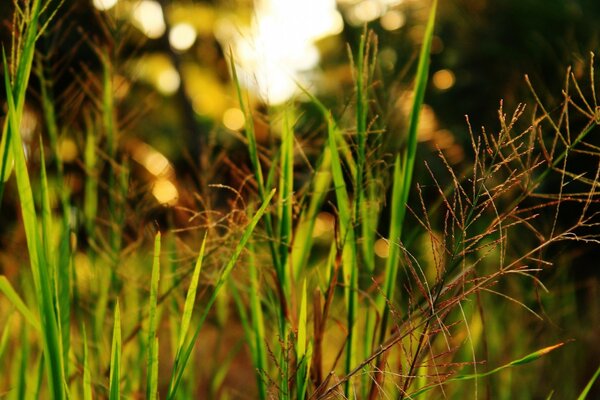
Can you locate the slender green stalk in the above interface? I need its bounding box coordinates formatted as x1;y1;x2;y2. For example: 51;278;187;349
146;233;161;400
109;301;122;400
377;0;438;347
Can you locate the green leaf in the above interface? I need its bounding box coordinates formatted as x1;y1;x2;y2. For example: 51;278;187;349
109;301;122;400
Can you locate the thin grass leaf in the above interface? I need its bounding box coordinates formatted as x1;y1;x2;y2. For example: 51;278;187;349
248;241;268;400
296;279;310;400
83;325;92;400
176;232;207;353
0;0;42;188
109;301;122;400
3;50;66;400
146;233;161;400
577;363;600;400
167;189;276;399
0;276;40;331
377;0;438;345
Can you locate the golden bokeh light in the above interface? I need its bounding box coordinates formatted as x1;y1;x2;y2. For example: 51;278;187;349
132;0;166;39
222;108;246;131
374;238;390;258
152;178;179;205
93;0;118;11
380;10;406;31
432;69;456;90
169;23;197;51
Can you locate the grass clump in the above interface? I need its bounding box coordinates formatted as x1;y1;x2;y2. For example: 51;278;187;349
0;0;599;399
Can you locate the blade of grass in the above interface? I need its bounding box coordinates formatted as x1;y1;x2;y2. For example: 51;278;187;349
248;240;268;400
109;301;122;400
146;233;161;400
3;50;66;400
377;0;438;346
0;276;41;331
577;363;600;400
167;189;276;399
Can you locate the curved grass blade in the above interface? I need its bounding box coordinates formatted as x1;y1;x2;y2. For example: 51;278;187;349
0;276;41;331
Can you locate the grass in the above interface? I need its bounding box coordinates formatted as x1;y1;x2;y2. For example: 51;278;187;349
0;0;599;399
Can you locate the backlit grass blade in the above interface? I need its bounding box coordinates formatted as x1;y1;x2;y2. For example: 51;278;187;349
277;106;294;298
378;0;438;345
248;241;268;400
326;110;359;397
146;233;161;400
0;276;41;331
291;147;332;278
109;301;122;400
166;189;276;399
230;53;284;292
176;232;207;353
296;279;311;400
3;50;66;400
577;363;600;400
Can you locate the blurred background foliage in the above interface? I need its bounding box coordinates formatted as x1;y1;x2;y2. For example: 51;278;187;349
0;0;599;398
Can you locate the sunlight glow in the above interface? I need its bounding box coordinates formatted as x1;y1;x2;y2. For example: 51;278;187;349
132;0;166;39
433;69;455;90
93;0;118;11
380;10;406;30
169;23;197;51
226;0;344;104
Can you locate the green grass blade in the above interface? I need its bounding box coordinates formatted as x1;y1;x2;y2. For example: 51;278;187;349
83;325;92;400
248;241;268;400
296;279;310;400
0;0;43;188
378;0;438;345
167;189;276;399
176;232;207;353
146;233;161;400
4;50;66;400
109;301;122;400
0;276;41;331
277;106;294;297
577;363;600;400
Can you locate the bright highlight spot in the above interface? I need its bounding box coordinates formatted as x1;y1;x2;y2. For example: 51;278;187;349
157;68;180;95
380;10;406;31
348;1;384;25
169;23;197;51
222;108;246;131
58;138;78;163
131;141;175;178
132;0;166;39
226;0;344;104
152;178;179;205
93;0;118;11
433;69;455;90
374;239;390;258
